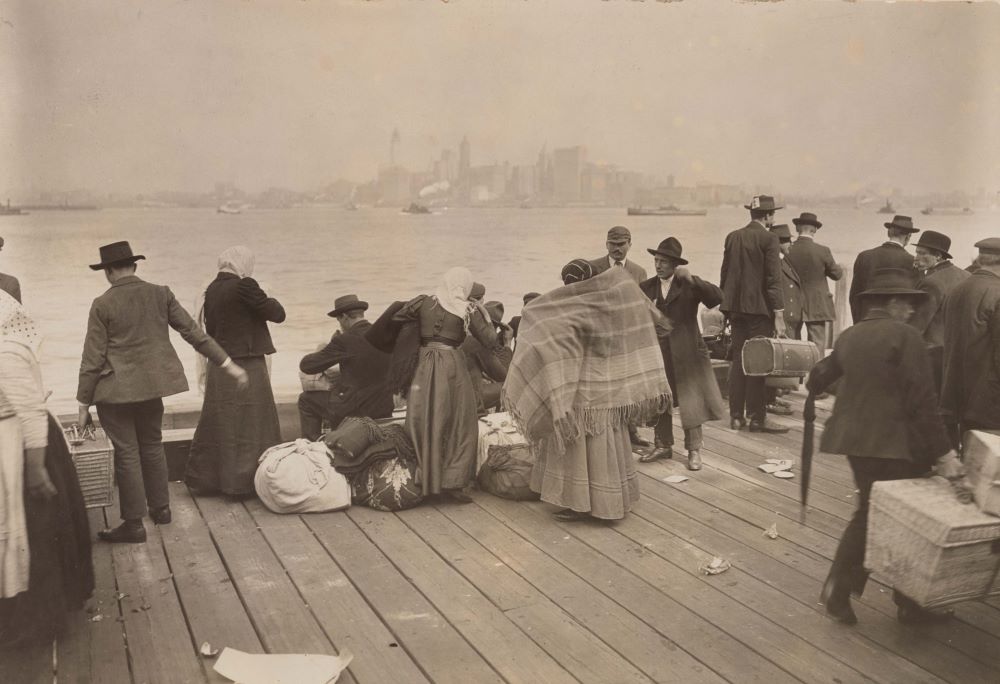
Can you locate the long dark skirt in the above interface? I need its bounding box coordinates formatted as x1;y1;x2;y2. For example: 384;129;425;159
406;346;479;495
0;415;94;648
185;356;282;496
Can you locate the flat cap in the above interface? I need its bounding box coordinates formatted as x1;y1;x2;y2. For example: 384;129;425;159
770;224;792;241
607;225;631;241
975;237;1000;255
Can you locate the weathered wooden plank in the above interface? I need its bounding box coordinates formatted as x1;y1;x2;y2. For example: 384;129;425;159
434;502;727;683
56;507;131;684
0;639;52;684
162;484;263;684
473;494;799;684
112;522;207;684
304;512;504;684
245;500;430;684
345;505;577;684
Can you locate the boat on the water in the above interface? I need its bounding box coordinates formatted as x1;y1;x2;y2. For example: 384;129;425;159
217;203;242;214
402;202;431;215
0;199;26;216
921;206;973;216
627;205;707;217
876;199;895;214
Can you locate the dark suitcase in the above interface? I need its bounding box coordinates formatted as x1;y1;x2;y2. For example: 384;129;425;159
742;337;821;377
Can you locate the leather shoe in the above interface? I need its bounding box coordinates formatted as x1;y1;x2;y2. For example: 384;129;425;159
686;450;702;471
729;417;747;430
98;521;146;544
443;488;474;504
553;508;588;522
825;600;858;625
766;403;794;416
639;446;672;463
629;432;652;448
150;505;172;525
749;419;789;434
897;604;954;624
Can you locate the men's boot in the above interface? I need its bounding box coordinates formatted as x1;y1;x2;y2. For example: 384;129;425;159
98;519;147;544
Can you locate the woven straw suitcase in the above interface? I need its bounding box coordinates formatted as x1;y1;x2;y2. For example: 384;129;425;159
865;477;1000;608
963;430;1000;516
64;426;114;508
742;338;821;377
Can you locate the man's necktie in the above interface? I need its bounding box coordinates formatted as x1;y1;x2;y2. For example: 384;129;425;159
615;260;623;268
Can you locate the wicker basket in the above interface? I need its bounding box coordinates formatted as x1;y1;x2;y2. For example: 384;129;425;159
865;477;1000;608
64;426;114;509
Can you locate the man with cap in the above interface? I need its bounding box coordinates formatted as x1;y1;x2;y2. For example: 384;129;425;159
909;230;969;394
78;241;249;544
765;224;803;416
941;237;1000;437
807;267;961;626
461;300;514;414
590;225;651;447
848;215;919;323
589;225;649;284
720;195;789;434
0;236;21;303
639;237;726;470
786;212;842;350
298;294;394;441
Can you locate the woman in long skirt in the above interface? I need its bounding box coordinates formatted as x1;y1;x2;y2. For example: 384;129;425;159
394;267;500;502
185;246;285;497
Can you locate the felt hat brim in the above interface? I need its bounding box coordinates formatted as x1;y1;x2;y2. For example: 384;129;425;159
327;301;369;317
646;248;688;265
88;255;145;271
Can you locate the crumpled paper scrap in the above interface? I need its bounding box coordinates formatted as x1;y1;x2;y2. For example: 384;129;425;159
663;474;689;484
698;556;732;575
762;523;778;539
758;459;793;474
214;648;353;684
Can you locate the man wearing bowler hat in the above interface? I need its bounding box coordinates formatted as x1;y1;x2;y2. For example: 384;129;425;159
849;215;919;323
941;237;1000;438
787;212;842;350
78;241;249;544
298;294;394;440
720;195;789;434
910;230;968;393
639;237;726;470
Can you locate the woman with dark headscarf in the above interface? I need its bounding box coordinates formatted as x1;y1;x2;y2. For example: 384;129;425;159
185;246;285;497
393;267;500;502
504;259;671;521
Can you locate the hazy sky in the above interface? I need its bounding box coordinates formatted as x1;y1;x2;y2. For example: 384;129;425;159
2;0;998;196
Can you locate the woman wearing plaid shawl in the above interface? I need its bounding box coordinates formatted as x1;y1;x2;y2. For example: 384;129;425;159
504;260;671;521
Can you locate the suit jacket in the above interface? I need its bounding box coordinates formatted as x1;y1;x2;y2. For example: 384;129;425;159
778;257;804;328
785;236;842;321
588;255;648;284
819;311;950;467
0;272;20;303
300;319;394;421
910;260;969;349
849;242;916;323
203;273;285;359
77;275;228;405
640;275;726;428
719;221;783;316
941;270;1000;427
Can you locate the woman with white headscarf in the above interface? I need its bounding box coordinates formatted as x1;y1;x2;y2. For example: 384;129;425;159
393;267;501;501
0;291;94;648
185;246;286;498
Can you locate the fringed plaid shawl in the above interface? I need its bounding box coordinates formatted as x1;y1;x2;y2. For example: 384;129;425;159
503;268;671;459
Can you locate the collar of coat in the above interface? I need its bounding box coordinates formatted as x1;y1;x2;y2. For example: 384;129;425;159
924;260;953;276
881;241;908;250
860;309;895;323
109;275;142;289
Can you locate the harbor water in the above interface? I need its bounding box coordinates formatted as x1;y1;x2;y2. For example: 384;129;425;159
3;204;996;413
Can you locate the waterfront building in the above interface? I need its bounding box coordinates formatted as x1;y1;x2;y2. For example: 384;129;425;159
553;145;586;203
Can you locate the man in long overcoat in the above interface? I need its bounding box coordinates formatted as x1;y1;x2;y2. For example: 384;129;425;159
786;212;842;349
848;215;919;323
765;224;803;416
640;237;726;470
941;237;1000;437
720;195;788;433
910;230;968;394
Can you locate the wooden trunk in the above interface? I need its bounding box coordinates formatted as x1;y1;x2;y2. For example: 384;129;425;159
964;430;1000;516
741;338;821;377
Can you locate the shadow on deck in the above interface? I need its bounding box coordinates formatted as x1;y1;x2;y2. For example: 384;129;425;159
4;392;1000;683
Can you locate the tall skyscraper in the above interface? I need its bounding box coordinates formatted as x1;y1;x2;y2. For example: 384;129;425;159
458;136;471;182
553;146;586;203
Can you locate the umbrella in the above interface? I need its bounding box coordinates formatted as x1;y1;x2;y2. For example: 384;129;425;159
800;390;816;523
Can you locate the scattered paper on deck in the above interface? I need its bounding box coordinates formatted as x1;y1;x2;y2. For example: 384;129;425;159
663;475;689;484
699;556;732;575
214;648;353;684
758;460;793;474
762;523;779;539
200;641;220;657
773;471;795;479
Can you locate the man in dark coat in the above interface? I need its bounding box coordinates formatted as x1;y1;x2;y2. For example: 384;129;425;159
786;212;842;350
941;237;1000;437
765;224;803;416
848;215;919;323
910;230;969;394
461;301;513;414
720;195;788;433
640;238;726;470
298;294;394;440
78;242;248;543
808;267;961;626
0;236;21;303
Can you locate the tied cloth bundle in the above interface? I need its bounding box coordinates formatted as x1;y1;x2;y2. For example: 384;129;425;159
502;268;671;460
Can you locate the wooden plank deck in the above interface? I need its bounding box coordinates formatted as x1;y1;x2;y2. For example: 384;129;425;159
4;392;1000;683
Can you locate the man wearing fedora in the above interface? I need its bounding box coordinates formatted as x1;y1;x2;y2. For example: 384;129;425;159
910;230;968;394
461;300;513;415
78;241;249;544
720;195;789;434
808;267;961;626
786;212;842;350
0;236;21;303
941;238;1000;439
639;237;726;470
298;294;394;441
849;215;919;323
